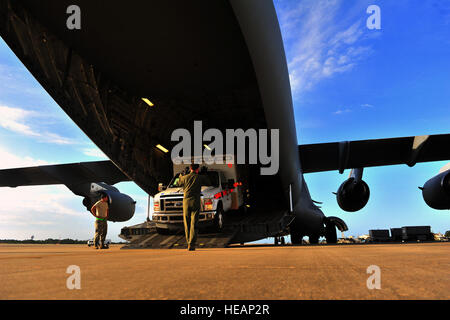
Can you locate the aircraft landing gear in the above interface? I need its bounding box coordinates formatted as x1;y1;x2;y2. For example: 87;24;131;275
309;234;320;244
325;221;338;244
290;232;303;245
274;236;286;246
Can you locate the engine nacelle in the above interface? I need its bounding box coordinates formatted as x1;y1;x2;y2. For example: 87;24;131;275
336;178;370;212
83;190;136;222
421;170;450;210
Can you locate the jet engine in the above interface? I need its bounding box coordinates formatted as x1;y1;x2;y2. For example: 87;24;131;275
336;177;370;212
81;183;136;222
421;170;450;210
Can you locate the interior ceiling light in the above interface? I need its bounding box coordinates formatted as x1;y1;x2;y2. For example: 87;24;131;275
156;144;169;153
142;98;154;107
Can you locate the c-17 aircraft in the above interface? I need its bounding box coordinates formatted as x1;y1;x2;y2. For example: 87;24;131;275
0;0;448;245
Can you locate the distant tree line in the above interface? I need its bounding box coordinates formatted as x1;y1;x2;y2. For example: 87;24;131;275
0;238;88;244
0;238;126;244
0;239;125;244
445;231;450;238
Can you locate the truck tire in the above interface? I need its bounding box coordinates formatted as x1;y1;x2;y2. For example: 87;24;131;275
214;206;225;231
156;228;170;235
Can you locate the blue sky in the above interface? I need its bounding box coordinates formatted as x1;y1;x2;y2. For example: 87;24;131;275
0;0;449;241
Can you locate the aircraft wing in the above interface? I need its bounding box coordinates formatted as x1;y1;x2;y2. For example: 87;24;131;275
0;161;130;188
299;134;450;174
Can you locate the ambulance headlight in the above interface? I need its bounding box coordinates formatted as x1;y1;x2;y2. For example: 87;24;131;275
203;198;213;211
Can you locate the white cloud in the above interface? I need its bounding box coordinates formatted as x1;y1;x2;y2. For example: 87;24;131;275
333;108;352;115
0;105;40;137
2;188;80;216
0;144;48;169
0;105;76;145
333;103;374;115
0;145;85;238
277;0;374;93
0;146;79;220
82;148;108;159
0;145;150;241
44;132;77;145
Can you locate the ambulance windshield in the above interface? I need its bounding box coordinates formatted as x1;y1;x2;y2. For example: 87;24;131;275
168;171;219;188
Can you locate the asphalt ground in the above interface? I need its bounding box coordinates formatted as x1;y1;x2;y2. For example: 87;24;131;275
1;242;449;300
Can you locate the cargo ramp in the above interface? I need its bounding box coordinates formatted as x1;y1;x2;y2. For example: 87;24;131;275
121;209;294;249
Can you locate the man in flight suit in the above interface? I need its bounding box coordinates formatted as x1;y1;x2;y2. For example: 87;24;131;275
178;163;210;251
90;193;109;249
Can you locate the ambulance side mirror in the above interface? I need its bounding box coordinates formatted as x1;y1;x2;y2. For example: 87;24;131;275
158;183;166;192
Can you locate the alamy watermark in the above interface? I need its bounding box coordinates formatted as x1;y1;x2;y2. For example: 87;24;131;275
367;5;381;30
66;5;81;30
171;121;279;176
66;265;81;290
366;265;381;290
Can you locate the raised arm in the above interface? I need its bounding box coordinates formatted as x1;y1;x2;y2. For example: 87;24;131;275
178;173;185;188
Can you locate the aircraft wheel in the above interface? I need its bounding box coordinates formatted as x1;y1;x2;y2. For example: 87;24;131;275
290;232;303;245
325;222;338;244
309;234;319;244
274;237;279;245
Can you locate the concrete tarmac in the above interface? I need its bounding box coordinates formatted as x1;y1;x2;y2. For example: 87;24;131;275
1;242;449;300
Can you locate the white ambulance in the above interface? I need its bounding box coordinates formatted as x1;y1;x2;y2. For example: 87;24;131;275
152;155;247;233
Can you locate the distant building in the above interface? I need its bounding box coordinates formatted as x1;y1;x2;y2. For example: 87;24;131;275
366;226;436;243
402;226;433;241
390;228;403;241
369;229;390;242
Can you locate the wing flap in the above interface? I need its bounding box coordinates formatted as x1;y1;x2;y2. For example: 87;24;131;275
299;134;450;173
0;161;130;187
